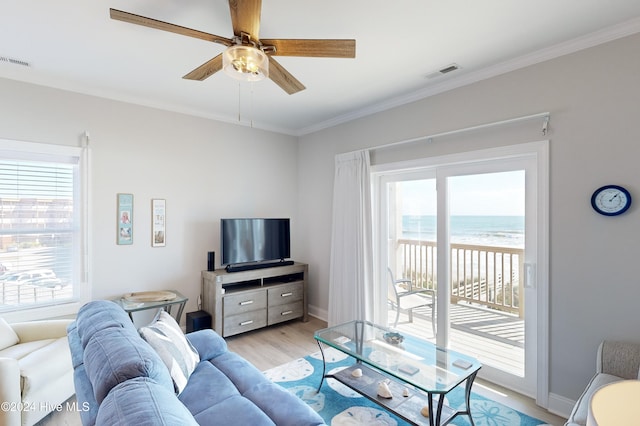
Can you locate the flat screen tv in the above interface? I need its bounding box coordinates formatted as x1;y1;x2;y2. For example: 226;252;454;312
221;218;291;271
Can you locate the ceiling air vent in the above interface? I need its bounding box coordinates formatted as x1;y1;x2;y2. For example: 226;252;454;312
426;63;459;79
0;56;31;67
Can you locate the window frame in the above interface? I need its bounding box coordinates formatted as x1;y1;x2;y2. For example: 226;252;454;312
0;138;89;321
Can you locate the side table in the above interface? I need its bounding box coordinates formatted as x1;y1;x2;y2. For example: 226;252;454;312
587;380;640;425
113;290;188;324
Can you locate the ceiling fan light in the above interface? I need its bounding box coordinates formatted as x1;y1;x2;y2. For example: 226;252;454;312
222;45;269;82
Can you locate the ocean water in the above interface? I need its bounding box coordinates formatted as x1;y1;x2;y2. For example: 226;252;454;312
402;215;524;248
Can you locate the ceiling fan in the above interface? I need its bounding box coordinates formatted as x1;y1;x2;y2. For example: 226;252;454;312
109;0;356;94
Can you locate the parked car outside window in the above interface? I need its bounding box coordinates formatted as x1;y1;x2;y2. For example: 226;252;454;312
1;269;56;286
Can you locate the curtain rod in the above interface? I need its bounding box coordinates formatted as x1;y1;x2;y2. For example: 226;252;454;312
372;111;550;152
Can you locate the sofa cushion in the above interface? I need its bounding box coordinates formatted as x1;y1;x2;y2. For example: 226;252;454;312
0;339;55;360
0;317;19;350
244;381;325;426
96;377;198;426
84;326;174;403
139;311;200;394
186;329;228;361
597;340;640;379
18;337;71;396
567;373;624;425
68;321;99;426
178;361;242;417
210;351;270;394
66;322;83;369
72;363;99;426
209;352;324;426
76;300;136;349
192;395;276;426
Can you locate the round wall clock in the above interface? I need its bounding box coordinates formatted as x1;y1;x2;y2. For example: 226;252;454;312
591;185;632;216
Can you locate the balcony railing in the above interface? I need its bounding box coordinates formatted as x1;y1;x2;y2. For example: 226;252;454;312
395;239;524;317
1;282;73;306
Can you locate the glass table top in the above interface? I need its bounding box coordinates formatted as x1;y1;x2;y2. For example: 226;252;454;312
314;320;481;394
113;289;187;313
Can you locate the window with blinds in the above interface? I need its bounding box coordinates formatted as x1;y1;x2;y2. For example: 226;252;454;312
0;153;80;312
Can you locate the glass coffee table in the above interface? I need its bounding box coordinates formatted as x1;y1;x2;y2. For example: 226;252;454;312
314;321;481;426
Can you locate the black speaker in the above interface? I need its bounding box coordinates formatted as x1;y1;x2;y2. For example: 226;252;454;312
207;251;215;271
186;310;212;333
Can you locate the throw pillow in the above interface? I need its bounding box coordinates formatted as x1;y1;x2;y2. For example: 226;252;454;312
139;310;200;394
0;317;19;350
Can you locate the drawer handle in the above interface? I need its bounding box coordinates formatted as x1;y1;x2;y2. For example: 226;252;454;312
239;300;254;306
281;292;293;297
240;320;254;326
281;310;293;316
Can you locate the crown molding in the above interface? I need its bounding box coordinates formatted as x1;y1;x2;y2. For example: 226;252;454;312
295;17;640;137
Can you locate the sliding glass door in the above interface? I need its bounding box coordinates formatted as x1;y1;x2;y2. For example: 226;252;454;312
374;143;547;399
443;166;531;394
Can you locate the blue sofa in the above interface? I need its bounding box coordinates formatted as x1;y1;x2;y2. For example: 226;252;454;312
67;300;325;425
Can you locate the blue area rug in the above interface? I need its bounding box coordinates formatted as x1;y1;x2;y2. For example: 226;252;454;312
264;348;551;426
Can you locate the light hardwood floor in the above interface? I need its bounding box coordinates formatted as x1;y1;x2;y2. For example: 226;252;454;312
225;316;326;371
39;316;566;425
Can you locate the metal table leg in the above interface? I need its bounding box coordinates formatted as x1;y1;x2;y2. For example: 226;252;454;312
316;340;327;393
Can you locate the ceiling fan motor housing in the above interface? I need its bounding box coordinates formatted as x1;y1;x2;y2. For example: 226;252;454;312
223;45;269;80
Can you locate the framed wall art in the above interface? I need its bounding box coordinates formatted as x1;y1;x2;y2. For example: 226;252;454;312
152;198;166;247
117;193;133;245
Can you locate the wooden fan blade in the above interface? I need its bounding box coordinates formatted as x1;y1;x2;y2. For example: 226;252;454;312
268;57;305;95
183;54;224;81
261;39;356;58
110;8;232;46
228;0;261;38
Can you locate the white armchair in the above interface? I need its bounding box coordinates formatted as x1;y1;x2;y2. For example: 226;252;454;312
0;317;75;426
565;340;640;426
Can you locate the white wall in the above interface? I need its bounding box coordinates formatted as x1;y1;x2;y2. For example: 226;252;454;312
0;78;299;323
298;32;640;408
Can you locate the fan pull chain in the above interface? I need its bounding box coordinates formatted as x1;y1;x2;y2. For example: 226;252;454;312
250;83;254;128
236;83;255;127
237;82;241;123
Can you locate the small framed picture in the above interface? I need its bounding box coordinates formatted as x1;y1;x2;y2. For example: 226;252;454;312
117;193;133;245
152;199;166;247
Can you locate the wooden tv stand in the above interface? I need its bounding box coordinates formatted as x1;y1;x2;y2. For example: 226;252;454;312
201;262;308;337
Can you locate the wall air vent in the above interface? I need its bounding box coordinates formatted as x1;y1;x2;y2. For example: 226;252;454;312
0;56;31;67
426;63;459;79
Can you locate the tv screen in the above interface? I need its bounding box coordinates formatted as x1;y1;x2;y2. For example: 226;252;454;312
221;218;291;267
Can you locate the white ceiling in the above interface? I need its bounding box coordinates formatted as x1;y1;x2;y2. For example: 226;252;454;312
3;1;640;135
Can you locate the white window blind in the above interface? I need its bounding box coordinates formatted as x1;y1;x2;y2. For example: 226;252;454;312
0;150;81;312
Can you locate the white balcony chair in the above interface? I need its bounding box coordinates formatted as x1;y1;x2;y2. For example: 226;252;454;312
387;267;436;337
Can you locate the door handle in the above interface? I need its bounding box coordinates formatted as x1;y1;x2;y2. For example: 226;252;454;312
524;263;536;289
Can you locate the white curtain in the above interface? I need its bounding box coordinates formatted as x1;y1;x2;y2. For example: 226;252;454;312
328;150;374;326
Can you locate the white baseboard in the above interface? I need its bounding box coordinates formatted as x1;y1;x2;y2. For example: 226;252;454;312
547;392;575;421
308;304;327;323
